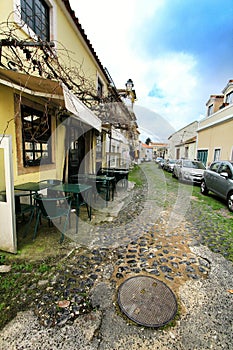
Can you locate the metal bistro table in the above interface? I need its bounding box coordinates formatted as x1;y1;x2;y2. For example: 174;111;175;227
112;169;129;189
71;174;115;203
14;181;51;204
51;183;92;233
99;168;129;189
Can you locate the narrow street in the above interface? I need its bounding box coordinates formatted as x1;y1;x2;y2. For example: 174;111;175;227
1;162;233;350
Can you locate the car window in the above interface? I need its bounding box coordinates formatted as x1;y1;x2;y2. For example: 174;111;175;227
218;164;232;179
183;160;193;168
209;162;220;172
183;160;205;169
193;161;205;169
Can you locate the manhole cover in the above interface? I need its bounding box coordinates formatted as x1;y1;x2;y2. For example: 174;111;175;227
118;275;177;327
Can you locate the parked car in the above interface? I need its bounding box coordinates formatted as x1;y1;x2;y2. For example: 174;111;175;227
173;159;206;184
157;158;165;169
155;157;164;164
200;160;233;212
163;159;177;172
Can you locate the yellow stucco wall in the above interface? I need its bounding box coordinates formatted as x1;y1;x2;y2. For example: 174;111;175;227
198;119;233;162
0;85;17;184
56;3;108;89
0;0;109;90
199;105;233;129
57;9;96;82
0;0;107;184
0;84;66;184
0;1;13;20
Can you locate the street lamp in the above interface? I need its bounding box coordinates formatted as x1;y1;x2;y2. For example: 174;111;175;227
125;79;134;91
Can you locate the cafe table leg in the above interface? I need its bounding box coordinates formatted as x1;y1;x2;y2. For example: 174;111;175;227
86;188;92;220
89;189;92;220
75;194;80;233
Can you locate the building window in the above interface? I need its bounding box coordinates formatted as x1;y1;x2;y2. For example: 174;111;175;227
214;148;221;161
21;0;50;40
197;150;208;166
185;146;189;158
226;91;233;104
21;104;52;167
96;134;102;160
207;104;214;116
97;78;103;98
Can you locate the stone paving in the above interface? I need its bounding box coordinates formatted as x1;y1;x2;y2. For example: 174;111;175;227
1;162;233;350
15;163;212;326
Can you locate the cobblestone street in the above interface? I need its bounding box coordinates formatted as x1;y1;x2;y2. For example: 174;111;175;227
1;162;233;350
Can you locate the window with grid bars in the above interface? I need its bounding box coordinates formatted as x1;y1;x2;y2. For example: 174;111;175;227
97;78;103;98
21;0;50;41
21;104;52;167
226;91;233;104
214;148;221;161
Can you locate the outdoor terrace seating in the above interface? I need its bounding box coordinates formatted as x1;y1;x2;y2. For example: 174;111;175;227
33;193;72;243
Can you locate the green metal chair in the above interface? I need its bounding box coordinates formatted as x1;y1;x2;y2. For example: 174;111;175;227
96;177;115;206
33;193;72;243
38;179;63;197
17;202;36;237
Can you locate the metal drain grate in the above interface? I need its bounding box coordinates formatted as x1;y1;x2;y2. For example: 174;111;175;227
118;275;177;327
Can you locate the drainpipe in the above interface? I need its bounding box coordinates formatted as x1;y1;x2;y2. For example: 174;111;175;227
108;127;112;168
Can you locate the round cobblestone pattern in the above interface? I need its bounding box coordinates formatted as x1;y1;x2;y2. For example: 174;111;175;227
29;164;215;327
1;162;232;350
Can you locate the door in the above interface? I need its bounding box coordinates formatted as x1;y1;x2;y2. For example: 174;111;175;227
68;134;85;182
205;161;221;192
197;150;208;166
0;135;17;253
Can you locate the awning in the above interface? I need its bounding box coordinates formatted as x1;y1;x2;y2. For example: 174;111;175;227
62;83;101;131
0;68;101;131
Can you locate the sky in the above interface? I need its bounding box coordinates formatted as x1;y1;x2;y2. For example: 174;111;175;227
69;0;233;135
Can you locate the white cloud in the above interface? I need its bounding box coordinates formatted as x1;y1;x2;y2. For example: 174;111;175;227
69;0;163;85
135;52;200;129
69;0;205;132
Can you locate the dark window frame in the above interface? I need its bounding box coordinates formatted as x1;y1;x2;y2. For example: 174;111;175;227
21;0;50;41
21;104;52;167
97;78;103;98
218;163;232;179
207;104;214;116
210;161;220;172
226;90;233;104
214;148;221;161
96;133;103;161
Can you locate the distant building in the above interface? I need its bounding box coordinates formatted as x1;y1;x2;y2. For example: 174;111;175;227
168;121;198;160
197;79;233;165
149;142;168;159
139;142;153;161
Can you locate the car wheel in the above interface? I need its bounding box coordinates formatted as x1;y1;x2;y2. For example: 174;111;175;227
200;180;209;195
178;172;183;182
227;191;233;212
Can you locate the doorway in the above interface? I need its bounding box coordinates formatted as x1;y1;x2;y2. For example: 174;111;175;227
68;133;85;182
197;150;208;166
0;135;17;253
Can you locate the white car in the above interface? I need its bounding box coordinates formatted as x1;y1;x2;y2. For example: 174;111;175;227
173;159;206;184
155;157;164;164
163;159;177;172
